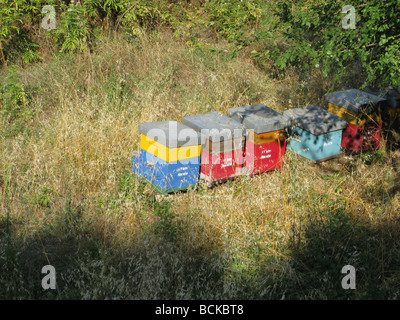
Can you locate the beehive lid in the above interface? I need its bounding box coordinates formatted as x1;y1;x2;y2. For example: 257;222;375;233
139;121;202;148
283;105;348;135
182;111;244;143
365;87;400;108
325;89;386;113
228;103;291;134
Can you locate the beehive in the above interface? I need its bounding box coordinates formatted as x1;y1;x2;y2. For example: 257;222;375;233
132;121;202;194
283;105;348;162
324;89;386;152
182;111;245;186
228;103;290;176
364;87;400;125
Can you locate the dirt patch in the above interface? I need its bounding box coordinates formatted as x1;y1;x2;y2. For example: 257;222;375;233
300;152;354;176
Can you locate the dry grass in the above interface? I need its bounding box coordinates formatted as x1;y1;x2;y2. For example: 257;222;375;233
1;29;400;299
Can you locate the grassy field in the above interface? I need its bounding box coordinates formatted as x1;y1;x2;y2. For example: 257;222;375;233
1;29;400;300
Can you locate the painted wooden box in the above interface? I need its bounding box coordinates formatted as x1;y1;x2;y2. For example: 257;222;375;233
182;111;245;186
283;105;348;162
132;149;201;194
228;103;290;176
324;89;386;152
341;121;383;152
132;121;202;194
364;87;400;127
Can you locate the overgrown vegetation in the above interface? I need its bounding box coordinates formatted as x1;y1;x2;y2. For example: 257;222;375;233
0;0;400;300
2;0;398;89
259;0;400;88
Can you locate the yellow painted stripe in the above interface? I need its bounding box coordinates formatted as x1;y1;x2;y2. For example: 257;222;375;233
386;107;400;119
248;129;286;145
140;134;201;162
327;103;381;125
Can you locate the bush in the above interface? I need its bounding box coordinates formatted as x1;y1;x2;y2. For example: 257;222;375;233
0;65;32;124
257;0;400;88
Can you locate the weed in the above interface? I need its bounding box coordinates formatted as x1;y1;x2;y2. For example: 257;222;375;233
0;65;33;125
151;199;179;241
32;185;52;208
51;1;91;53
356;150;386;166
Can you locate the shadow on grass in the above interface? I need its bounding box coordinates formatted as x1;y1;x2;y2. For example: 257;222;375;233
0;195;229;300
1;185;400;300
283;208;400;299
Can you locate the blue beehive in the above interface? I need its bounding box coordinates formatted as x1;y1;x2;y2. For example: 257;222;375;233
283;105;348;162
133;149;201;193
132;121;202;194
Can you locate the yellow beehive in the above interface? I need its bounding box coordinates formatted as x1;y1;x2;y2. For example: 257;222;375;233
327;103;381;126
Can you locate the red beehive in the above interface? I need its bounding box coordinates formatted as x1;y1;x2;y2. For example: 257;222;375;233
228;104;290;176
182;111;245;187
341;122;382;152
244;130;287;175
200;147;244;182
324;89;386;152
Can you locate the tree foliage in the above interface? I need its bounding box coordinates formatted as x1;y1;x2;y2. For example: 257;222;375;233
0;0;399;89
259;0;400;88
51;1;91;53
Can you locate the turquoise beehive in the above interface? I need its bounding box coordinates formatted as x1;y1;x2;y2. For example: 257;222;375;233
283;105;348;162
